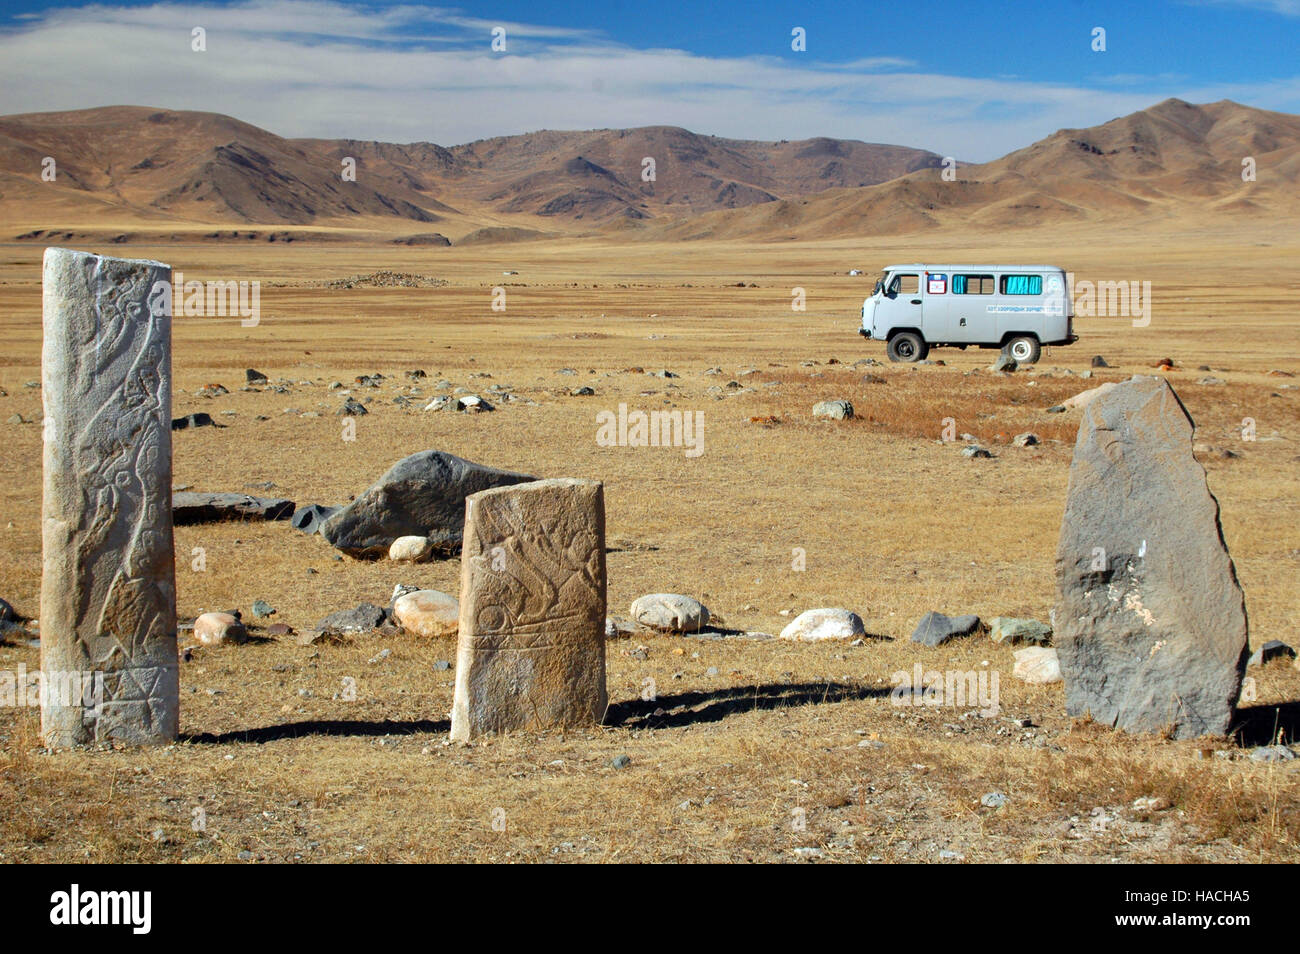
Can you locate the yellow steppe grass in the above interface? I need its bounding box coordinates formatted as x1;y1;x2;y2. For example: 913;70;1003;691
0;221;1296;862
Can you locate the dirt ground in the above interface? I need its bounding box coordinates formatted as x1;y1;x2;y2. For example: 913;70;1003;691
0;222;1297;862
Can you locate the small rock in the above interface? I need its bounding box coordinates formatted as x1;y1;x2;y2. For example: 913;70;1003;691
388;535;433;563
391;590;459;638
314;603;387;634
980;792;1008;808
780;608;866;642
1249;745;1296;763
337;397;368;416
1247;640;1295;667
1012;647;1062;684
1012;432;1039;447
611;754;632;769
246;368;268;383
910;611;980;647
962;445;992;459
812;399;854;421
630;593;709;633
989;617;1052;645
1091;355;1109;368
194;612;248;646
251;600;275;619
1132;795;1172;812
432;660;451;672
991;354;1017;373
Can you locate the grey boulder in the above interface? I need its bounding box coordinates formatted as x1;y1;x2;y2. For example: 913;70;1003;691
320;450;536;558
910;611;980;647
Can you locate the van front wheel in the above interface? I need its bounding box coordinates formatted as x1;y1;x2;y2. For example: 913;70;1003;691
888;332;929;363
1004;336;1041;365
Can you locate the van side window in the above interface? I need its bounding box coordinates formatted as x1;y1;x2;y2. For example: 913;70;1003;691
1001;275;1043;295
889;274;919;295
953;274;994;294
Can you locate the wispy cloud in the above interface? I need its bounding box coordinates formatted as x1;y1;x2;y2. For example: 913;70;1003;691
0;1;1296;160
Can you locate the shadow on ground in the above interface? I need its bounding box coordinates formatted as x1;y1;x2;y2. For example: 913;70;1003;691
1231;700;1300;747
181;681;886;743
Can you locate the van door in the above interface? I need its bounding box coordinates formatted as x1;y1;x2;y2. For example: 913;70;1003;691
947;272;995;343
876;271;922;337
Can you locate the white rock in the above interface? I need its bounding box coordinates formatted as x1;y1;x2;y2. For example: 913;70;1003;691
1013;647;1062;684
630;593;709;633
779;608;866;642
194;612;247;646
388;535;433;562
392;590;459;638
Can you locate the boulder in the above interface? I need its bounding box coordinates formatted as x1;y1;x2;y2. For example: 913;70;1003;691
173;491;295;524
391;589;459;638
910;611;980;647
388;535;433;563
779;608;866;642
194;612;248;646
1054;377;1249;738
812;400;854;420
1013;647;1062;684
291;503;338;534
630;593;709;633
320;450;536;558
989;617;1052;645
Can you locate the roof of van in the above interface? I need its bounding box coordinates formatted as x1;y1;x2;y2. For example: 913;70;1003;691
883;264;1064;271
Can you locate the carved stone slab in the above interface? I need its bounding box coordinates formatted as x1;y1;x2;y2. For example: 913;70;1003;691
450;478;606;740
41;248;179;746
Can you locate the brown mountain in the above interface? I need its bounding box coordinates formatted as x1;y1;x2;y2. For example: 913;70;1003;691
643;99;1300;240
0;106;943;237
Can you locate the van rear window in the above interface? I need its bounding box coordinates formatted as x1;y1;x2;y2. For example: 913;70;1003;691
953;274;994;294
1001;275;1043;295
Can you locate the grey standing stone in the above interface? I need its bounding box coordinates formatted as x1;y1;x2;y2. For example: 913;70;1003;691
40;248;178;746
450;478;607;741
1054;376;1249;739
321;450;536;558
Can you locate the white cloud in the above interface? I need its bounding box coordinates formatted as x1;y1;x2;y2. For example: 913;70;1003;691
0;0;1296;161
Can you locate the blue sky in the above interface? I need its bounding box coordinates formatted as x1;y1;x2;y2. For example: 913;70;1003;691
0;0;1297;159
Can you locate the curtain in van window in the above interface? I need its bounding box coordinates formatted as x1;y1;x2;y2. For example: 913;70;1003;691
952;274;967;294
1004;275;1042;295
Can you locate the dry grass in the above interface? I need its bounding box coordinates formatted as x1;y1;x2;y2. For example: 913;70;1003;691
0;223;1297;863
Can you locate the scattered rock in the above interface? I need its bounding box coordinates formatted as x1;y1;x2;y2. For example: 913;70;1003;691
1054;376;1248;739
171;412;218;430
388;535;433;563
812;399;854;420
1249;745;1296;763
320;450;536;558
910;611;980;647
1012;432;1039;447
251;600;275;619
314;603;388;635
989;617;1052;645
1091;355;1109;368
391;589;459;638
173;492;295;524
1247;640;1296;667
991;354;1017;372
610;754;632;769
246;368;268;383
962;445;992;459
779;608;866;642
980;792;1008;808
630;593;709;633
0;597;16;623
1013;647;1062;684
194;612;248;646
265;623;294;637
337;397;368;416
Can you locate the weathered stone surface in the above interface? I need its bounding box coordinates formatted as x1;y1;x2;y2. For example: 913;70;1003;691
779;608;865;642
989;617;1052;645
630;593;709;633
194;612;247;646
388;535;433;563
291;503;337;534
450;478;606;740
321;450;536;558
910;611;980;646
40;247;178;746
1054;376;1249;739
173;491;295;524
1013;647;1062;684
392;589;459;638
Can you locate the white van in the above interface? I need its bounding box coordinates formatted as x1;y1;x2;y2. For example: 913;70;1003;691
859;264;1077;363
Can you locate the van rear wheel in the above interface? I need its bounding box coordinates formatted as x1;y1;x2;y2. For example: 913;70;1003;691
1004;336;1041;365
888;332;928;363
